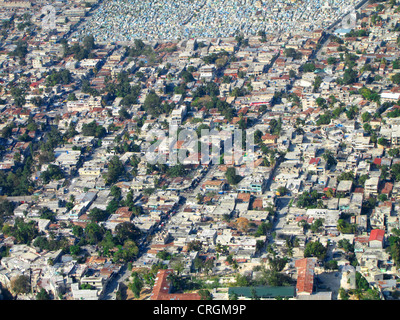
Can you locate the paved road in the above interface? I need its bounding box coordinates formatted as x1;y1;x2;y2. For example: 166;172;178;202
100;163;217;300
6;196;36;202
99;1;375;297
102;264;129;300
182;164;216;196
264;196;291;245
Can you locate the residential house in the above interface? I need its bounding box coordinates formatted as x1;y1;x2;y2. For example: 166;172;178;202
369;229;385;249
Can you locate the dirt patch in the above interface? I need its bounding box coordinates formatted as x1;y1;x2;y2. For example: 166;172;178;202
315;271;342;300
126;287;152;300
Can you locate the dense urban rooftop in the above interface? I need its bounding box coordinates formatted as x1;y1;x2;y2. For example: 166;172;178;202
0;0;399;302
74;0;361;42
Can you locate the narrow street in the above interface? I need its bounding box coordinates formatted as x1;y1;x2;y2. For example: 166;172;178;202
100;0;374;298
101;163;217;300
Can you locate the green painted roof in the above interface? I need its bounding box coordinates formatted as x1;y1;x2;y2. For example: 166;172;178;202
228;286;296;298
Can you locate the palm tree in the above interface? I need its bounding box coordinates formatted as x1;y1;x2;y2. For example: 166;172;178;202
287;246;294;257
316;199;325;209
232;260;239;271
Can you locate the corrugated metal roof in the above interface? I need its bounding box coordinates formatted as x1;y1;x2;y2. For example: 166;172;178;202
369;229;385;242
295;258;316;294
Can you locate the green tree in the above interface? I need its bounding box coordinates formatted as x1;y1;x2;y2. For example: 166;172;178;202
83;34;95;51
229;292;239;300
310;218;324;233
324;260;338;270
327;57;338;65
129;272;143;298
337;171;355;182
316;97;327;108
378;137;389;147
88;207;109;223
276;186;288;196
284;48;302;59
392;73;400;85
0;199;15;228
104;156;125;185
82;121;106;138
84;222;105;245
72;225;83;237
302;63;316;73
180;70;194;83
304;241;327;260
346;105;358;120
167;164;186;178
3;218;38;245
337;219;357;234
11;275;30;295
39;207;56;221
187;240;202;252
361;112;372;123
225;167;241;185
198;289;213;300
296;190;321;208
235;274;251;286
113;240;139;262
363;123;372;134
114;222;141;245
316;113;332;126
36;288;51;300
10;40;28;59
156;250;172;260
340;68;358;85
254;221;273;237
10;86;26;107
67;92;77;101
388;148;400;158
110;185;122;199
40;164;64;184
69;244;81;256
46;69;73;87
143;91;162;116
358;174;369;187
251;287;260;300
118;107;130;120
356;272;369;291
339;287;350;300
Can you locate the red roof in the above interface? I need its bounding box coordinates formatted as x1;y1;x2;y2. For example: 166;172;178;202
262;133;278;141
369;229;385;242
237;192;251;202
309;157;320;165
151;269;201;300
373;158;382;166
355;236;369;243
295;258;316;294
381;182;393;194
